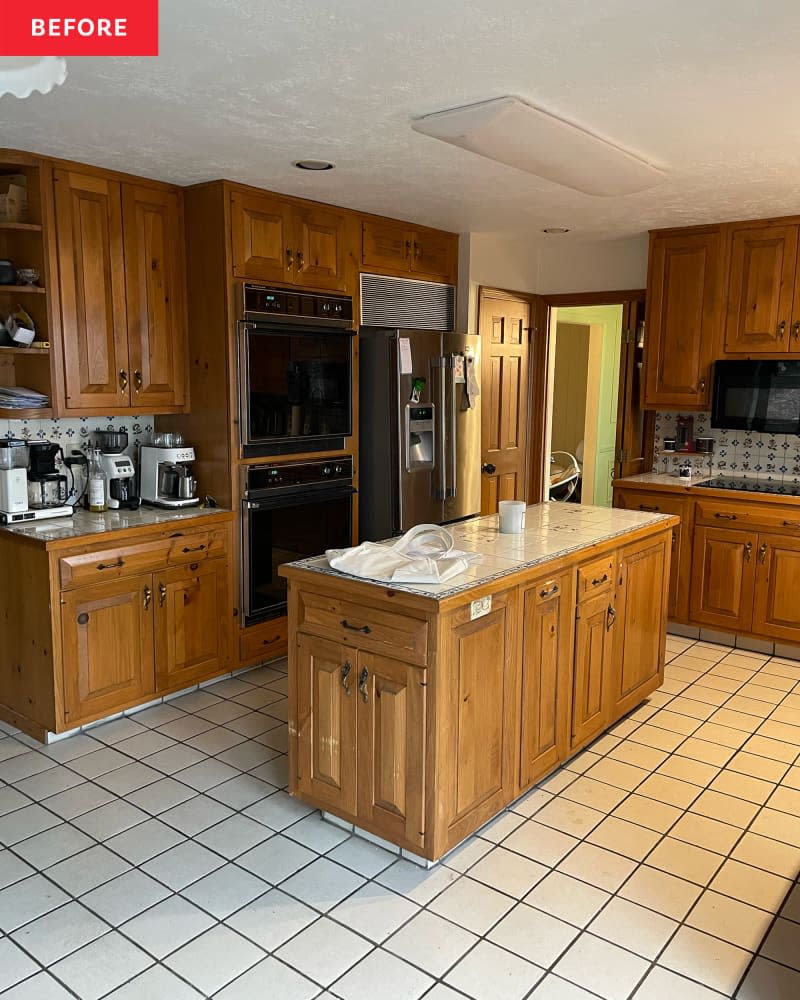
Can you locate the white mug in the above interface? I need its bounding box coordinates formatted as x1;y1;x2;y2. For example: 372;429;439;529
498;500;526;533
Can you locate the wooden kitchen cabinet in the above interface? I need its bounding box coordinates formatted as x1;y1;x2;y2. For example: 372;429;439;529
690;525;756;632
572;590;615;749
723;222;800;354
643;227;722;409
519;571;575;788
361;218;458;283
752;533;800;641
53;168;188;415
231;189;348;291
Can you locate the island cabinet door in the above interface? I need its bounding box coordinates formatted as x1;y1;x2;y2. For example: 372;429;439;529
356;652;427;849
752;533;800;640
294;633;357;816
519;571;575;790
571;591;615;749
61;574;155;726
436;591;518;851
690;526;756;632
610;536;669;719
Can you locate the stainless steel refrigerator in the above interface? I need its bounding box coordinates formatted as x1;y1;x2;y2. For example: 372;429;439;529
359;327;481;541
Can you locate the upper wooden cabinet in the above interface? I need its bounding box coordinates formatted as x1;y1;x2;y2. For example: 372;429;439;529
723;222;800;354
230;189;348;291
361;218;457;283
643;228;722;410
53;168;187;414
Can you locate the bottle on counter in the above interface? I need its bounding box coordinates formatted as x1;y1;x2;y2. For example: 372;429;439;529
87;448;107;512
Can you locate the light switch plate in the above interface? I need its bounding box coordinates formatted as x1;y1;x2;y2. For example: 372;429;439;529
470;596;492;620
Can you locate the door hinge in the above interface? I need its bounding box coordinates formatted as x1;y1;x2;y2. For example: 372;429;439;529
624;327;633;344
575;607;581;621
616;448;628;464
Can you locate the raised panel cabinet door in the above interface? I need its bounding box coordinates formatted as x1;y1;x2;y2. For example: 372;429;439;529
752;533;800;640
519;571;575;789
572;591;615;749
725;224;799;353
154;558;231;691
410;229;457;283
361;219;412;273
61;574;155;726
643;230;721;409
54;169;130;410
356;652;426;849
293;206;348;291
689;526;756;631
294;633;357;816
230;190;294;282
122;184;187;410
611;535;669;718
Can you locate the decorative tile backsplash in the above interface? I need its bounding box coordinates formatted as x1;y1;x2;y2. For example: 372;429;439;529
2;415;155;465
654;412;800;483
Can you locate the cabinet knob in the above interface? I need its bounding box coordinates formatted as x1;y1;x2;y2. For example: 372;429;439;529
758;543;768;564
404;240;412;259
158;582;167;607
341;660;352;695
285;248;294;270
778;320;787;339
133;370;143;393
358;667;369;703
793;322;800;341
744;541;753;562
606;605;617;630
296;249;305;270
481;463;497;474
77;612;89;625
119;369;128;393
413;241;422;260
143;585;152;610
699;378;706;392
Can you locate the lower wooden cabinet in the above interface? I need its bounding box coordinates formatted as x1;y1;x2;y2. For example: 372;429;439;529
752;533;800;640
572;591;615;749
690;525;756;632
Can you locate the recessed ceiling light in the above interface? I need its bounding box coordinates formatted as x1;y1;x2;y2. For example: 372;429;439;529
294;160;335;171
543;227;570;234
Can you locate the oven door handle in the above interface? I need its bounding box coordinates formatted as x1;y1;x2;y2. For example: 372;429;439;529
245;485;357;510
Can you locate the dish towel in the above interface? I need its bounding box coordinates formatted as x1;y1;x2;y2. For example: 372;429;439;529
326;524;477;584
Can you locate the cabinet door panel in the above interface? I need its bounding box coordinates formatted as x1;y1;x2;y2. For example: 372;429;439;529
294;207;347;290
54;169;129;410
410;230;457;282
690;526;756;631
572;591;614;748
357;652;426;848
231;191;294;282
644;230;720;409
612;536;669;718
753;533;800;640
295;634;357;815
154;558;231;691
123;185;186;409
725;224;798;353
361;219;411;273
519;572;574;789
61;574;154;725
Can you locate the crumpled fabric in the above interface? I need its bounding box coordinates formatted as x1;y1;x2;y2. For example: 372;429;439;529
326;524;477;584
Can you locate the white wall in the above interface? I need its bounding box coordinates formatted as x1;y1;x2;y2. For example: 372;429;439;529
460;232;542;333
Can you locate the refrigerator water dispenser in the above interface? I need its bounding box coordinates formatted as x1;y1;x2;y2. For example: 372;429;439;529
405;404;435;471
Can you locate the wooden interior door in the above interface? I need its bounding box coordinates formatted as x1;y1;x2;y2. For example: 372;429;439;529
123;184;186;410
230;190;294;282
690;526;756;631
724;223;798;354
615;298;654;478
356;652;426;849
572;591;614;749
519;571;574;789
54;169;130;410
293;206;348;291
479;290;530;513
752;533;800;640
61;574;155;726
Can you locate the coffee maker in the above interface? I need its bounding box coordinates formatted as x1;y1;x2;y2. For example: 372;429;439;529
93;430;139;510
27;442;68;509
139;444;200;508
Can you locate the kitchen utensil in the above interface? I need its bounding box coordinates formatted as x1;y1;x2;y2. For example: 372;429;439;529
94;429;128;454
177;474;197;499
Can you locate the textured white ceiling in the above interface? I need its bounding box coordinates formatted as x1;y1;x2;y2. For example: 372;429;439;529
2;0;800;240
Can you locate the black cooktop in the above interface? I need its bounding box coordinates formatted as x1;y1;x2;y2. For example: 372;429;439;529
696;477;800;497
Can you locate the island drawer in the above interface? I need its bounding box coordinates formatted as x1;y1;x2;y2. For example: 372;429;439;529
59;539;171;589
695;498;800;532
297;590;429;665
576;554;615;601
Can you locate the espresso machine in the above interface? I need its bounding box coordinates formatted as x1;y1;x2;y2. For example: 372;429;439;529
140;443;200;508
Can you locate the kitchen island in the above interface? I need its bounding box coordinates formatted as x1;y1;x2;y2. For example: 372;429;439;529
281;503;677;862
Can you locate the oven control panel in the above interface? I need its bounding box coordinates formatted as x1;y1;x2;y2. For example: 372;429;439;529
243;284;354;325
245;457;354;496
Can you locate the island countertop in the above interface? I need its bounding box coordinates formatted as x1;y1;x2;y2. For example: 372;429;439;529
282;501;675;601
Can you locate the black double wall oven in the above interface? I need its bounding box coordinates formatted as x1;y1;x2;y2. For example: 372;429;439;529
237;285;356;625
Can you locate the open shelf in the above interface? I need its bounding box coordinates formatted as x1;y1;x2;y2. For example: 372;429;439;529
0;285;45;294
0;222;42;233
0;407;53;420
0;346;50;356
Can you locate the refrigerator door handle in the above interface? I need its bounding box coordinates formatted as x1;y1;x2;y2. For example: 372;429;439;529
434;358;447;500
447;357;457;498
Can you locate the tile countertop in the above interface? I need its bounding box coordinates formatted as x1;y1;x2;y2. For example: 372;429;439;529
615;471;800;503
285;502;674;601
0;504;232;545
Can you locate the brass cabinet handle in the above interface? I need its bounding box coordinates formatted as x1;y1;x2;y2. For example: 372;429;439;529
96;558;124;571
77;612;89;626
639;504;660;512
285;247;294;270
759;543;768;564
341;619;371;634
672;529;677;549
143;585;152;611
778;320;787;339
404;240;412;259
133;370;143;393
793;321;800;340
341;660;352;695
744;541;753;562
158;582;167;607
592;573;609;586
782;520;800;528
539;583;559;599
119;369;128;393
714;512;737;520
606;605;617;630
182;544;206;554
296;249;304;270
358;667;369;703
699;377;706;392
413;241;422;260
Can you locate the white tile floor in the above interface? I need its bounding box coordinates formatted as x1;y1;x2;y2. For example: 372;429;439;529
0;639;799;999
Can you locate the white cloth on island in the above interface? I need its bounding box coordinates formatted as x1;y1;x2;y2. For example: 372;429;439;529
326;524;478;584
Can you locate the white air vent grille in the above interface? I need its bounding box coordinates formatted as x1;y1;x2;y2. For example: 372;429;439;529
360;274;455;331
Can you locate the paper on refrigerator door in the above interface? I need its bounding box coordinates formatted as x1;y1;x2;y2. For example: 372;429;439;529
399;337;413;374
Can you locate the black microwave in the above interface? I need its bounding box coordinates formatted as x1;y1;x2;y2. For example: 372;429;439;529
711;360;800;434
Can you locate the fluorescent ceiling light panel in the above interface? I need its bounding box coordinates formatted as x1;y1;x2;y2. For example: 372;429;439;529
412;96;665;197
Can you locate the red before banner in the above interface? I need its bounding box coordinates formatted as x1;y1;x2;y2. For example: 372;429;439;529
0;1;159;56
